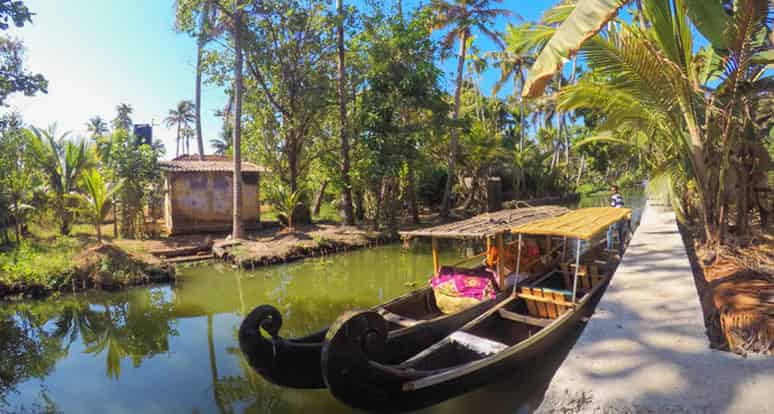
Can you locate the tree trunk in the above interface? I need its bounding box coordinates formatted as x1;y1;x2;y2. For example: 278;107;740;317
439;30;469;218
313;180;329;216
194;0;211;160
60;201;71;235
232;10;244;240
373;178;386;230
288;141;298;193
112;199;118;238
14;200;20;243
175;123;181;158
407;160;419;224
95;219;102;244
337;0;355;225
575;154;585;188
518;70;526;152
354;189;365;221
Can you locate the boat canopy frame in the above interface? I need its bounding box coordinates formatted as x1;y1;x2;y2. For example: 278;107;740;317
399;206;569;287
510;207;632;303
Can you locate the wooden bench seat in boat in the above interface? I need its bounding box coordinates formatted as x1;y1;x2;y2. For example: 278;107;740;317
497;308;551;327
518;286;574;319
561;263;606;291
448;331;508;356
377;309;421;328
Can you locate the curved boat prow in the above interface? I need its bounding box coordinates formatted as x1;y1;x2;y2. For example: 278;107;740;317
322;310;419;411
239;305;327;388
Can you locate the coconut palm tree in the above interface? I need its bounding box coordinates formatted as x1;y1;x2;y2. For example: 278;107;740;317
532;0;773;244
28;124;92;235
67;168;122;244
86;116;109;138
163;100;196;157
428;0;510;217
112;104;133;131
174;0;225;160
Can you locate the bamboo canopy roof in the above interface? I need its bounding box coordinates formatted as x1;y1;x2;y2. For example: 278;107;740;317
400;206;569;240
511;207;632;240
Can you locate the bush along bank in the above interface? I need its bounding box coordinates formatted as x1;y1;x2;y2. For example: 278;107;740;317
0;239;174;300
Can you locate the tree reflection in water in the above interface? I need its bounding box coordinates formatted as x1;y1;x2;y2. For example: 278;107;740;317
0;288;179;411
0;245;451;413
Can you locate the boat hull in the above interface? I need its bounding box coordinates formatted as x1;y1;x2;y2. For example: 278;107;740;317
320;283;608;412
238;289;507;389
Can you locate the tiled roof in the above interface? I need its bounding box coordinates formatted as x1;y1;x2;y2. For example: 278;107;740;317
160;155;267;173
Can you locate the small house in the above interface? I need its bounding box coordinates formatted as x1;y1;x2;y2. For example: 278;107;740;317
160;155;266;235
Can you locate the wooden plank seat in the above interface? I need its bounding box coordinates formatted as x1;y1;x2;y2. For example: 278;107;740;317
449;331;508;355
377;309;421;327
498;308;552;327
561;263;606;291
518;287;574;319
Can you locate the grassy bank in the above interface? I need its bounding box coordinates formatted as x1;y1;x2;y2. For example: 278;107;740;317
215;223;396;268
0;233;173;300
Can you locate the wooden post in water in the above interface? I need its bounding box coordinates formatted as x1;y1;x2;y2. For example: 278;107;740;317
431;237;440;275
496;233;505;288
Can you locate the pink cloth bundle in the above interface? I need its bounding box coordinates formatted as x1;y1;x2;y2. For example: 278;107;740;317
430;266;497;301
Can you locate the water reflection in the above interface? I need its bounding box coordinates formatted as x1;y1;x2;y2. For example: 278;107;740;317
0;192;646;413
1;246;458;414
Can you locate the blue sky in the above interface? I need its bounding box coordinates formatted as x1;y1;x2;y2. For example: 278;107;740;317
7;0;558;159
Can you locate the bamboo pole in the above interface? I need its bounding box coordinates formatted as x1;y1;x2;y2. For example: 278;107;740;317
572;238;581;303
496;233;505;288
511;233;523;295
431;237;440;275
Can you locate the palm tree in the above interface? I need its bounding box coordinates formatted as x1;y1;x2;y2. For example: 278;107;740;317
175;0;224;160
163;100;195;157
112;104;133;131
67;169;122;244
488;47;532;152
28;124;92;235
210;133;231;155
533;0;773;244
86;116;109;138
428;0;510;217
181;126;195;155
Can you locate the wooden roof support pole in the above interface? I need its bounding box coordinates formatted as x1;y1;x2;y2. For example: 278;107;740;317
432;237;440;275
496;233;505;289
561;236;567;262
572;238;581;303
511;233;522;295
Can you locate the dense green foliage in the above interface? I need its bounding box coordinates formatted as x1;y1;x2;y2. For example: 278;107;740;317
527;0;773;244
2;0;770;247
0;0;47;106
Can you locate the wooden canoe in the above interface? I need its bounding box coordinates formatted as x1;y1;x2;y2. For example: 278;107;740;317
238;286;509;389
320;269;610;412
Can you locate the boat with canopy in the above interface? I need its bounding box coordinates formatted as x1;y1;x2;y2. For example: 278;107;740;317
320;207;631;412
238;206;568;388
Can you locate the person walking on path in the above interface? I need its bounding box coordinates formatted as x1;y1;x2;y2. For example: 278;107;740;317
607;185;625;256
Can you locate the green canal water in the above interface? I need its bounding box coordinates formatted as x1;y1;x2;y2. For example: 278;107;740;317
0;192;645;414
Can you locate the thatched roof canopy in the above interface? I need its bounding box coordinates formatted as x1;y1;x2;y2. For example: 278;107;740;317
512;207;632;240
400;206;569;240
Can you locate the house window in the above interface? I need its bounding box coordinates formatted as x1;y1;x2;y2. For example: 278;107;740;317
189;175;208;190
213;174;230;190
242;174;259;185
